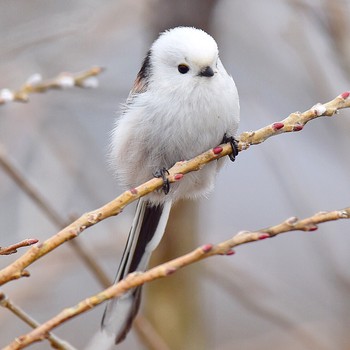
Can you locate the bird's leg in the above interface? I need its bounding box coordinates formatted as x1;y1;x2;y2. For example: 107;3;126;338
153;167;170;194
222;133;239;162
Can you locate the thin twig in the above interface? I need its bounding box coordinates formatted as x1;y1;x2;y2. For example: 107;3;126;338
204;263;328;350
0;239;38;256
4;207;349;349
0;292;75;349
0;144;111;287
0;66;104;105
0;132;168;348
0;92;349;286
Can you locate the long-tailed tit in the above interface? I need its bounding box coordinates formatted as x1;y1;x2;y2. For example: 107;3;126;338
102;26;240;344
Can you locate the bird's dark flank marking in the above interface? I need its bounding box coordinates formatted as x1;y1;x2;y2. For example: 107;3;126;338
137;50;152;87
129;50;152;96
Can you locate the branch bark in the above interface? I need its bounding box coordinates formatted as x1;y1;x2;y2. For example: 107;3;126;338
0;91;349;286
4;207;350;349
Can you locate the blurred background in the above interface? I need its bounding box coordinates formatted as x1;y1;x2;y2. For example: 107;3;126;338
1;0;350;349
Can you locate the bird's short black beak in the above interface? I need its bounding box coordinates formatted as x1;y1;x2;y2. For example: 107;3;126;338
199;66;214;77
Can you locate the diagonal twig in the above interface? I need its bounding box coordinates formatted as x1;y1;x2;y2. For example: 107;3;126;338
0;239;38;256
4;207;350;349
0;292;75;349
0;91;349;286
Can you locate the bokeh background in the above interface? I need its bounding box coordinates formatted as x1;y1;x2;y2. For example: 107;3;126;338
1;1;350;349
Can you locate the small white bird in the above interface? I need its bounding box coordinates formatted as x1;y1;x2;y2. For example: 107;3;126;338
102;26;240;344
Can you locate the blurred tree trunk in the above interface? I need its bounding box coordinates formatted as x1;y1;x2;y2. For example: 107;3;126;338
145;201;205;350
325;0;350;78
143;1;218;348
148;0;218;33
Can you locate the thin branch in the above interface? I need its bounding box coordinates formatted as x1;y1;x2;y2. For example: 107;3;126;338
0;143;168;348
0;66;104;105
0;91;349;286
238;91;350;147
4;207;350;349
0;145;67;229
0;144;111;287
0;239;38;256
0;292;75;349
204;263;328;350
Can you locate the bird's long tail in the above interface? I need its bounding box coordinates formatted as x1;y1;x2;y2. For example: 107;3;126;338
101;198;172;344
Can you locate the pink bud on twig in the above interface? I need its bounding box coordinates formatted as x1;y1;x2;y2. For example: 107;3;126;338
272;122;284;130
130;188;138;195
202;244;213;253
213;146;223;155
258;233;270;240
225;249;235;256
340;91;349;99
165;266;177;275
26;239;39;245
307;225;318;232
293;124;303;131
174;173;183;181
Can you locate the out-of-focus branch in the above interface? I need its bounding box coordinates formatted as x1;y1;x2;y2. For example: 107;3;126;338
204;263;327;350
0;145;69;229
0;129;168;348
0;144;110;288
0;239;38;256
4;207;350;349
0;66;104;105
0;92;349;286
325;0;350;77
0;142;169;348
0;292;75;350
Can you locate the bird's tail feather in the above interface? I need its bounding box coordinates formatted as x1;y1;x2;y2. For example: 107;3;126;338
101;198;172;343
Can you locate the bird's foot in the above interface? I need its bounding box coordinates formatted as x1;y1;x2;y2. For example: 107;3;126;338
222;134;239;162
153;167;170;194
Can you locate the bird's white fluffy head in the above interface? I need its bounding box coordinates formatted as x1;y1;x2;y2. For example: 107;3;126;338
153;27;218;67
147;27;220;88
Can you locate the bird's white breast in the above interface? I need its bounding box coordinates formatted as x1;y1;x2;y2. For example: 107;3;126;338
111;61;239;204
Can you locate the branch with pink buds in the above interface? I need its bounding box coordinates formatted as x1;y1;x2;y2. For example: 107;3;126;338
0;66;104;105
0;92;349;286
4;206;350;350
237;91;350;149
1;92;350;349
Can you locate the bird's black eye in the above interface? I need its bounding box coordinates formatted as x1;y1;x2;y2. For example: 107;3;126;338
178;64;189;74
